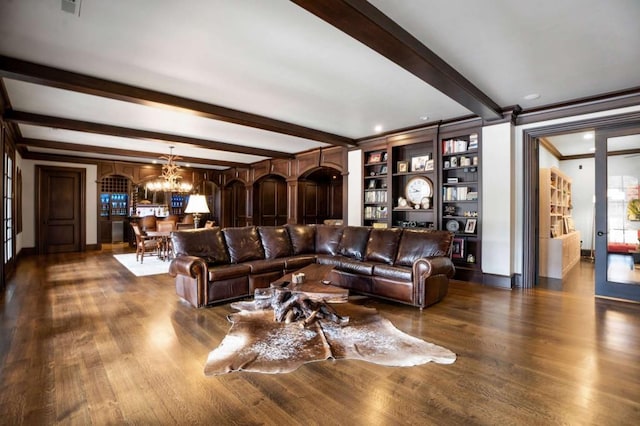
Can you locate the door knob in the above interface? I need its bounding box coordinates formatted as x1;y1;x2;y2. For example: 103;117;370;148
597;231;605;236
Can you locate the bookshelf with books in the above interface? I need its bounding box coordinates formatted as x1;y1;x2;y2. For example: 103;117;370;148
363;147;390;226
539;167;580;278
440;131;482;281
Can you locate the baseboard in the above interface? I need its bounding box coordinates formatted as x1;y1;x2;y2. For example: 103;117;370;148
482;273;516;289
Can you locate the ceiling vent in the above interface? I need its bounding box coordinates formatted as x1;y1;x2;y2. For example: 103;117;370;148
61;0;82;17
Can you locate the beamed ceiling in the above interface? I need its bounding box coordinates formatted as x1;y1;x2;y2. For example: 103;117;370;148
0;0;639;169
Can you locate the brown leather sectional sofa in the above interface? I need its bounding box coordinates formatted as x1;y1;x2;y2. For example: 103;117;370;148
169;224;455;309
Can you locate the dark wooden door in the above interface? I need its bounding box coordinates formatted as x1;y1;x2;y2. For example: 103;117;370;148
254;176;287;226
223;181;247;228
37;166;85;254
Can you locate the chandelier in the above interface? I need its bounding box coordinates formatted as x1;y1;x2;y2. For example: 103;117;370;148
145;146;193;193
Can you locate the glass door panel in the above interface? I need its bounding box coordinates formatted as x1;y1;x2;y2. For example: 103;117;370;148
595;127;640;301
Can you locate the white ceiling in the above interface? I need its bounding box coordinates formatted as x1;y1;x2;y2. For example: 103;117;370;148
0;0;639;167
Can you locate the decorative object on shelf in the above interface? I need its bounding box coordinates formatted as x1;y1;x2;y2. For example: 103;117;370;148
405;176;433;205
464;218;477;234
452;238;465;259
425;159;434;171
446;220;460;233
380;165;388;175
368;152;382;163
382;152;388;162
444;205;456;216
184;194;210;228
411;155;430;172
444;160;450;169
450;157;458;167
398;197;408;208
368;180;376;189
145;146;193;193
466;253;475;263
397;161;408;173
421;197;431;210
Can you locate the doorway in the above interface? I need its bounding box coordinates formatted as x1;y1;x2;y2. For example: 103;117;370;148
36;166;86;254
523;111;640;302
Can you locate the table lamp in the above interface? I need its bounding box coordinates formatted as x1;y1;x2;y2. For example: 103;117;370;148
184;194;210;228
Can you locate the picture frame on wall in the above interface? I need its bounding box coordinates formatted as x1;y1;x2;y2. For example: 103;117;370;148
397;161;409;173
452;237;465;259
464;218;477;234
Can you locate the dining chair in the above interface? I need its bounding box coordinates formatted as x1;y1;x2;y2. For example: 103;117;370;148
131;223;159;263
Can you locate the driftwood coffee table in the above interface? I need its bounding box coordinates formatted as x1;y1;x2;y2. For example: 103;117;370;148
270;264;348;303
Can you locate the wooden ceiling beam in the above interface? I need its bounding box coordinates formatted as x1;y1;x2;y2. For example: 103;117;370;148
4;110;293;159
291;0;503;121
0;55;356;147
17;138;245;168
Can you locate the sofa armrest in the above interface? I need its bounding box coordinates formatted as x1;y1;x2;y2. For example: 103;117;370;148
412;256;455;308
169;255;207;278
412;256;455;279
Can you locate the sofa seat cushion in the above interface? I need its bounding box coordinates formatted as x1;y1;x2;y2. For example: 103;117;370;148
337;226;371;260
336;258;374;275
373;264;412;282
365;228;402;264
245;258;286;275
315;225;344;255
258;226;293;259
172;228;230;265
284;255;316;271
208;264;252;281
286;224;316;254
223;226;265;263
395;229;454;267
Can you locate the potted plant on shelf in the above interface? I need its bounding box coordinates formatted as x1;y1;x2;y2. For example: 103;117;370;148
628;199;640;221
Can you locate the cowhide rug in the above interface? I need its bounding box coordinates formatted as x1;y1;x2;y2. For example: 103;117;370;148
204;301;456;375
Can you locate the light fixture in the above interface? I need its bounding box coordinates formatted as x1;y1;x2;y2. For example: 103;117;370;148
145;146;193;193
184;194;210;228
523;93;541;101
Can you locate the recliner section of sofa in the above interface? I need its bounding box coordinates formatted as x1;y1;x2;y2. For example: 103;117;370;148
169;224;455;309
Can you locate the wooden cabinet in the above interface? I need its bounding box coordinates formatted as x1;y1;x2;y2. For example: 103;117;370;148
362;147;390;226
439;132;481;280
539;167;580;278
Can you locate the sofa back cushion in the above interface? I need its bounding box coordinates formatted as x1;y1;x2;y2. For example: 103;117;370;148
223;226;265;263
258;226;293;259
286;224;316;255
365;228;403;264
395;229;454;267
171;228;230;265
337;226;371;260
315;225;344;256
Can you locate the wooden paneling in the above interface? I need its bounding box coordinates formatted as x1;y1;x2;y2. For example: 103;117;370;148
254;176;287;226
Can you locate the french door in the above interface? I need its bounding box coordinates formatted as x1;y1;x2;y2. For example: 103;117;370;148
594;124;640;301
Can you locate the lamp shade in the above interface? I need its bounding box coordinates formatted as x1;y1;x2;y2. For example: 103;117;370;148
184;195;210;214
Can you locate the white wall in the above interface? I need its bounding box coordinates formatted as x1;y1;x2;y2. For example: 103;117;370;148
481;122;514;276
347;149;362;226
20;159;98;249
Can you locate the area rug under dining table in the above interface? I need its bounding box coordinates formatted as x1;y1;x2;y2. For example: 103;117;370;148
204;300;457;375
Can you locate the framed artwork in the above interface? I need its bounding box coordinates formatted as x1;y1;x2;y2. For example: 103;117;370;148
464;218;477;234
397;161;408;173
411;155;429;172
380;165;388;175
368;179;376;189
368;152;382;163
452;237;465;259
425;159;434;171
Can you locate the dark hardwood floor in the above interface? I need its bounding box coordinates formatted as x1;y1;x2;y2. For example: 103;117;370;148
1;248;639;425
